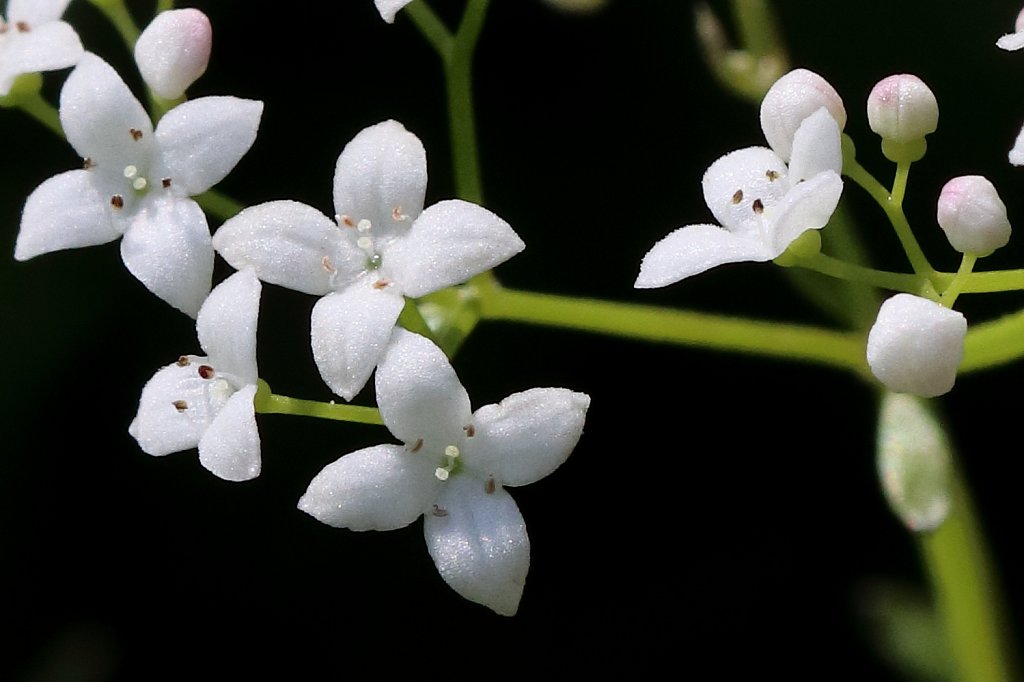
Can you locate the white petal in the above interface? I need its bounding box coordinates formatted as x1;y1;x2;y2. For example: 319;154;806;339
197;269;261;384
213;200;364;296
7;0;72;24
298;444;438;531
15;170;119;260
759;68;846;161
0;21;82;93
60;53;154;171
702;146;788;234
120;195;213;317
767;170;843;255
634;224;772;288
155;96;262;196
866;294;966;398
425;475;530;616
310;281;405;401
333;120;427;244
374;0;414;23
469;388;590;487
1009;124;1024;167
787;107;842;182
997;32;1024;51
385;200;525;297
134;8;212;100
129;356;221;456
375;329;471;447
198;384;260;481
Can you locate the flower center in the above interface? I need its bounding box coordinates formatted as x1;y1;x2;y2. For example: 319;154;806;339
434;444;461;481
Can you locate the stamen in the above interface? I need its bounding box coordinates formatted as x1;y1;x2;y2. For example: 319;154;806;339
130;128;143;141
133;177;148;191
408;438;423;453
752;198;765;214
111;195;124;209
338;214;355;228
372;279;391;290
172;400;188;412
392;207;409;221
176;355;191;367
83;158;95;170
445;445;461;458
766;169;780;181
485;476;496;494
197;365;215;379
463;424;476;437
15;21;30;32
322;255;336;273
356;219;372;232
434;467;450;481
731;189;743;204
161;178;172;188
432;504;449;517
123;165;138;179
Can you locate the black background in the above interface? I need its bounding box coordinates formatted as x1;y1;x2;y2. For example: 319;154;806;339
3;1;1024;679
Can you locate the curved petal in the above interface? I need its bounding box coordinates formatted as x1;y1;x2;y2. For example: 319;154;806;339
997;32;1024;51
155;96;263;196
60;53;153;171
702;146;788;235
298;444;438;531
120;195;213;317
310;281;405;401
425;475;530;616
374;0;414;23
15;170;119;260
333;120;427;244
8;0;72;24
1009;124;1024;167
0;21;82;91
634;224;771;288
787;107;842;182
129;355;222;457
197;269;261;384
198;384;260;481
375;329;471;448
385;200;525;297
470;388;590;487
213;200;364;296
767;171;843;256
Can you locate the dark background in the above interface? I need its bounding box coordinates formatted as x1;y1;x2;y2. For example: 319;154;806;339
3;1;1024;679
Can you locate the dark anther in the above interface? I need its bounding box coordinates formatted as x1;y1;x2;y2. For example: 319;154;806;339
172;400;188;412
15;21;30;32
463;424;476;437
176;356;190;367
484;476;496;494
198;365;215;379
83;158;95;170
431;504;449;517
408;438;423;453
752;198;765;214
731;189;743;204
766;169;780;181
130;128;143;141
111;195;125;209
162;178;172;188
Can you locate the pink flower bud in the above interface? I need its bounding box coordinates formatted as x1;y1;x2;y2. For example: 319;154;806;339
759;68;846;162
936;175;1011;256
866;74;938;144
134;9;212;100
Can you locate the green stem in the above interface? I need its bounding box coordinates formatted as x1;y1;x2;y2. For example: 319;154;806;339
478;283;867;373
845;158;934;278
799;252;925;294
256;392;384;426
404;1;454;55
89;0;141;47
938;253;976;307
891;160;910;206
918;468;1017;681
960;307;1024;373
398;297;438;341
155;0;174;12
445;0;489;204
194;189;245;222
16;92;63;137
730;0;782;58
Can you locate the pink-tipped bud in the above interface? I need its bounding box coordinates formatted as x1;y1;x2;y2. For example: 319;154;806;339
867;74;938;144
937;175;1011;256
759;68;846;162
134;9;212;100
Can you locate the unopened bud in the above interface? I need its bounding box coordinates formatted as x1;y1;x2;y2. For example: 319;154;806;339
876;392;952;532
760;68;846;162
867;74;938;163
936;175;1011;256
134;9;212;100
866;294;966;398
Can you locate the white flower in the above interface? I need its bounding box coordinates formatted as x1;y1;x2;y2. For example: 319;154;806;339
298;329;590;615
134;8;212;100
14;53;263;317
130;268;263;482
374;0;413;24
213;120;524;400
635;107;843;288
866;294;966;398
997;7;1024;51
0;0;82;97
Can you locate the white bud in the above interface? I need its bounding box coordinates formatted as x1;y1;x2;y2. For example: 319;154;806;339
759;68;846;162
866;294;966;398
866;74;938;144
134;9;212;100
876;392;951;532
936;175;1011;256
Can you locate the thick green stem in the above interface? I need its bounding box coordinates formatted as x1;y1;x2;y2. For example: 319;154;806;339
918;469;1017;681
404;1;454;55
799;253;924;294
478;283;867;373
445;0;489;204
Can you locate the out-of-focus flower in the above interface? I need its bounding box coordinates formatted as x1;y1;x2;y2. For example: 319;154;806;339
15;54;263;317
214;120;523;400
130;269;263;482
299;329;590;615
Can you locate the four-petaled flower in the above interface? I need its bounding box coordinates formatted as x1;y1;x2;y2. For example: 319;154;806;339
634;106;843;288
130;268;263;482
0;0;82;97
213;119;524;400
299;329;590;615
14;53;263;317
